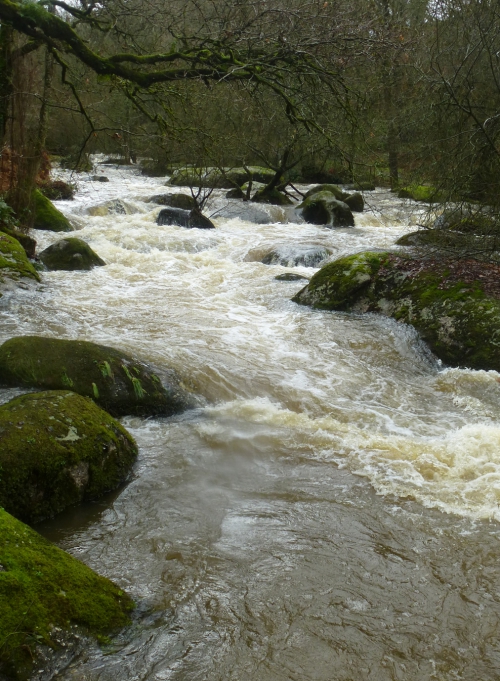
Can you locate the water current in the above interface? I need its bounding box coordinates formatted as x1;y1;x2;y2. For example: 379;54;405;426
2;164;500;680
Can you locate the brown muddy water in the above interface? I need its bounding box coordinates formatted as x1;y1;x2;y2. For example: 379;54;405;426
2;164;500;680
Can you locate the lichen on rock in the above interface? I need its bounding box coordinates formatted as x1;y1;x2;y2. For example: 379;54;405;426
293;251;500;371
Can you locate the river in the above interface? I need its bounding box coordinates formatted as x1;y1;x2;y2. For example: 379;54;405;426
2;164;500;680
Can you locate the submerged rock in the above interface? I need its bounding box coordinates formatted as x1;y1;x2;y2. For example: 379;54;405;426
157;207;215;229
33;190;73;232
0;232;40;286
215;203;271;224
39;237;106;271
91;175;109;182
262;244;332;267
293;251;500;371
0;390;138;523
0;506;133;678
148;193;197;210
0;336;195;417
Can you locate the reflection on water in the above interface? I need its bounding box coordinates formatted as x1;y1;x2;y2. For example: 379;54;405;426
4;165;500;680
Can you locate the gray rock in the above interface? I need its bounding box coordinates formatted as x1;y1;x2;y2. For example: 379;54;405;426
157;207;215;229
262;244;332;267
39;237;106;271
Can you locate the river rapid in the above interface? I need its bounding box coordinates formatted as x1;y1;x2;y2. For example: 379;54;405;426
2;164;500;680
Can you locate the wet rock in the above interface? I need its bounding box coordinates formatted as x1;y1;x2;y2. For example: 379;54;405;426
433;207;499;235
303;183;348;201
251;188;293;206
39;238;106;271
0;336;196;417
38;180;76;201
33;190;73;232
0;226;36;258
0;506;132;677
87;199;135;216
293;251;500;371
157;207;215;229
343;191;364;213
148;193;197;210
299;191;355;227
91;175;109;182
274;272;310;281
0;232;40;286
0;390;138;523
262;245;332;267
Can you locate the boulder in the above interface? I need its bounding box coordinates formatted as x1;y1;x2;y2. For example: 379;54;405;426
0;225;36;258
343;191;364;213
214;203;271;224
433;207;499;235
33;190;73;232
0;507;132;678
251;188;293;205
0;390;138;523
293;251;500;371
169;166;275;189
0;336;195;417
157;207;215;229
148;193;197;210
303;183;348;201
0;232;40;285
299;191;355;227
87;199;134;216
39;237;106;271
38;180;75;201
275;272;309;281
262;245;332;267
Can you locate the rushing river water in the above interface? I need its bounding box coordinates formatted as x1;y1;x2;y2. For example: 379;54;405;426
2;164;500;680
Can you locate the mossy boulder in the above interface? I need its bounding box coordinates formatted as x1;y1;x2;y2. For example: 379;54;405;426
38;180;76;201
0;225;36;259
397;185;445;203
275;272;309;281
0;390;138;523
33;190;73;232
169;166;275;189
0;232;40;285
433;207;500;235
0;336;195;417
251;188;293;205
39;238;106;272
157;207;215;229
303;183;347;201
0;507;133;679
147;193;197;210
87;199;136;216
293;251;500;371
343;191;364;213
299;191;355;227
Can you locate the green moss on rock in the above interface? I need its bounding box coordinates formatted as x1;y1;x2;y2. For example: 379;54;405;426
0;233;40;284
33;190;73;232
397;185;445;203
251;188;293;205
0;508;133;679
39;237;106;271
0;390;138;523
299;191;355;227
293;251;500;371
0;336;195;417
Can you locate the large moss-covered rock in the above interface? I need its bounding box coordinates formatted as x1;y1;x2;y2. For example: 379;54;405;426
293;251;500;371
0;390;138;523
343;191;364;213
0;336;194;417
0;225;36;258
303;183;348;201
33;190;73;232
251;188;293;205
0;507;133;679
299;191;355;227
169;166;275;189
39;237;106;271
0;232;40;285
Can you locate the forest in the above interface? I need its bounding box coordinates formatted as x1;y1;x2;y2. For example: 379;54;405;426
2;0;500;680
